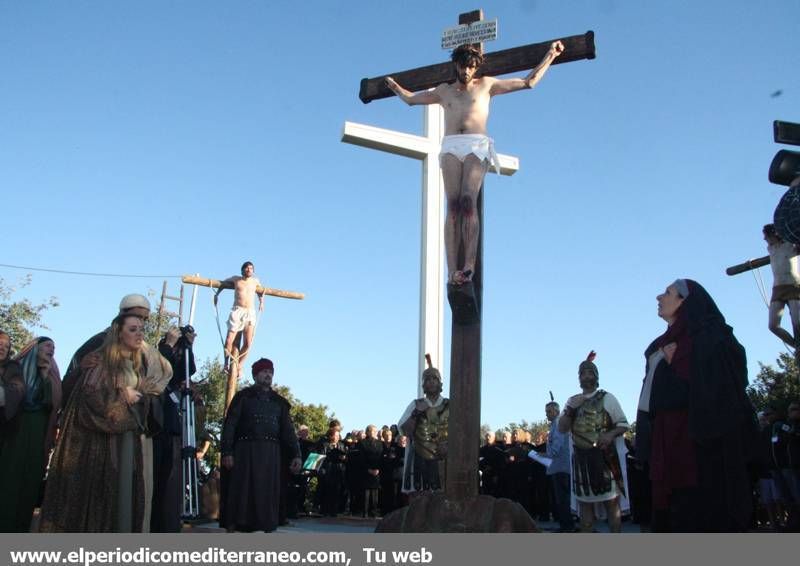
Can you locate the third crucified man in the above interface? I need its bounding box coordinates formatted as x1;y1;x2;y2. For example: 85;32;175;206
214;261;264;376
386;41;564;286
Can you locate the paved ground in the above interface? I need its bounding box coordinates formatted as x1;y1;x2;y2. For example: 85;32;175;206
184;514;643;533
184;515;380;534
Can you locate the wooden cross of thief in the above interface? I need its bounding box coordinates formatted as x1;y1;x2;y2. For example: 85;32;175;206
182;274;304;412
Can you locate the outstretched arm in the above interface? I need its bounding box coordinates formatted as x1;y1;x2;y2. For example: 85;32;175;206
385;77;442;106
490;40;564;96
214;276;235;304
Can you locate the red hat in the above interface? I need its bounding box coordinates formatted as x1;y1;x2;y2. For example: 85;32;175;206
252;358;274;376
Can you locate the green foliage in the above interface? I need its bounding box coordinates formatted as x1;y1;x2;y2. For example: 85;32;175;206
0;275;59;353
193;361;336;468
144;308;176;347
273;383;334;441
748;352;800;414
194;358;228;467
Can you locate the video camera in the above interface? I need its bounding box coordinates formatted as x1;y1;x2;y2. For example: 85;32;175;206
770;120;800;244
769;121;800;186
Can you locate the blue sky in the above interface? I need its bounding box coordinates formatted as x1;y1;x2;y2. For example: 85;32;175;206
1;1;799;433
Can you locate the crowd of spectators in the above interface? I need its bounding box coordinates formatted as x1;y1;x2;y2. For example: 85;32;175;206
2;285;800;533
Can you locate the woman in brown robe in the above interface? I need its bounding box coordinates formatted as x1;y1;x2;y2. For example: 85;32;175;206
39;314;171;532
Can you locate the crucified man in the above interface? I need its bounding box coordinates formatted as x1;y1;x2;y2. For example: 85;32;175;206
764;223;800;352
386;41;564;285
214;260;265;376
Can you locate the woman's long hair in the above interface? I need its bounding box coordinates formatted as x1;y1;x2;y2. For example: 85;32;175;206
98;314;144;388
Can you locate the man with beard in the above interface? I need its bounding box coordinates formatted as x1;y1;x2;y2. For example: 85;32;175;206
385;41;563;287
398;366;449;493
558;352;629;533
220;358;300;532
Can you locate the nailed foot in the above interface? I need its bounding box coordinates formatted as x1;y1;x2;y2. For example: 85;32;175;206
448;269;473;286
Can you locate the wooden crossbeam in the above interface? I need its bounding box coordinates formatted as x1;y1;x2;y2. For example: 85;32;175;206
181;275;305;300
359;31;595;103
726;256;770;276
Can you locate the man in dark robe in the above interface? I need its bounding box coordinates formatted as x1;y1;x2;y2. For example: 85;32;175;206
361;424;383;517
505;429;534;514
220;358;300;532
317;428;347;517
479;431;504;497
286;425;314;518
346;431;366;514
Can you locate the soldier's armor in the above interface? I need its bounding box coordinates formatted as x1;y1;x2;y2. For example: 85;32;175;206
413;400;449;460
571;390;611;449
570;390;625;498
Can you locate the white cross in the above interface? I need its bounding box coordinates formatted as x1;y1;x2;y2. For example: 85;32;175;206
341;105;519;395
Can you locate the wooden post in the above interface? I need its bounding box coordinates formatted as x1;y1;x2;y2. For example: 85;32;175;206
444;9;485;502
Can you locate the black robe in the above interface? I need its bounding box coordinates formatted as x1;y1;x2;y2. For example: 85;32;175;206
219;385;299;532
636;279;758;532
317;440;347;516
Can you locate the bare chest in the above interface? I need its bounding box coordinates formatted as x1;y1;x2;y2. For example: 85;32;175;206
234;279;256;295
441;83;490;113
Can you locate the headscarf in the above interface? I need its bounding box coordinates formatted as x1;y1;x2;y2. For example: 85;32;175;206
648;279;750;439
650;279;694;382
15;336;59;409
13;337;62;464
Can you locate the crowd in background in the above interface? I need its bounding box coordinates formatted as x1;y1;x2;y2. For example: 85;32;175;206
284;421;408;520
1;286;800;533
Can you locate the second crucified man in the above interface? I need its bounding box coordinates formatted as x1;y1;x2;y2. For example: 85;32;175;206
386;41;564;286
214;261;265;377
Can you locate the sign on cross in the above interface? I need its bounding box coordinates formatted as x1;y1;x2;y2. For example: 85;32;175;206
441;18;497;49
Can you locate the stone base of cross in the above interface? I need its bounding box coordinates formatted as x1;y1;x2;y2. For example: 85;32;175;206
376;492;537;533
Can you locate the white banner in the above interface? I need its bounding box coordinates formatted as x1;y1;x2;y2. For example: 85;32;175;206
441;19;497;49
